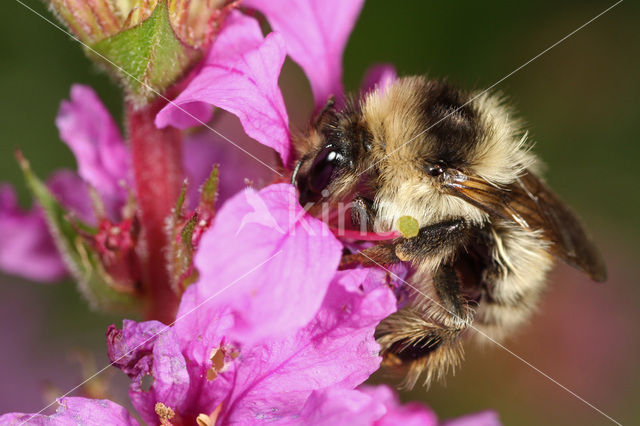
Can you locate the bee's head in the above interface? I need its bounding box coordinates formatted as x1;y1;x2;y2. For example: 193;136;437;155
291;98;375;208
293;77;537;231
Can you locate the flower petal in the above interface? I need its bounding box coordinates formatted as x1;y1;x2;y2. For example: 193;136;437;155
360;64;397;96
56;84;130;218
0;397;139;425
106;320;189;425
0;169;98;282
219;267;396;423
182;129;275;209
173;285;234;367
106;261;396;423
299;388;386;425
0;184;66;282
47;170;94;224
168;286;237;420
441;411;502;426
360;385;438;426
107;320;167;376
156;12;291;164
245;0;365;106
193;183;342;343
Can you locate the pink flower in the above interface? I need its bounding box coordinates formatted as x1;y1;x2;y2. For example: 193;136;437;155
0;186;485;425
0;86;268;283
0;85;129;282
0;397;139;425
300;385;499;426
155;11;291;165
1;186;497;425
0;0;366;282
0;161;104;282
0;183;66;282
193;184;342;343
244;0;365;108
156;0;366;166
1;1;502;423
102;184;395;423
55;85;131;218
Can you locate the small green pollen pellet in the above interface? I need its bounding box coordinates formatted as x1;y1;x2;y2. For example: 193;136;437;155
397;215;419;238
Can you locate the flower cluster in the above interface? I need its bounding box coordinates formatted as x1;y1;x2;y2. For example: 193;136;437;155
1;0;501;424
3;185;498;424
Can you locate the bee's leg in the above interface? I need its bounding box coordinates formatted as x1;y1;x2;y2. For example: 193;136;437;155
377;313;466;388
394;218;469;262
340;218;469;269
430;263;473;324
376;263;472;388
340;242;400;268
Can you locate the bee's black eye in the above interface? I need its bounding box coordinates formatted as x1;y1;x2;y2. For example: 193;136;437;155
426;161;446;177
308;145;345;194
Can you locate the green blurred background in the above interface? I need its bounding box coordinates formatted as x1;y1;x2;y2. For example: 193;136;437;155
1;0;639;424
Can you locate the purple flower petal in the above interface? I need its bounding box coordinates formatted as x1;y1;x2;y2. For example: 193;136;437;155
0;397;139;425
301;385;440;426
156;12;291;164
106;265;395;424
360;64;397;96
56;84;130;218
139;332;189;423
106;320;189;425
107;320;167;376
218;267;396;423
164;101;214;130
182;129;275;209
170;286;236;420
299;388;386;425
47;170;94;224
302;385;493;426
0;167;104;282
107;305;234;423
360;385;438;426
245;0;365;106
441;411;502;426
0;184;66;282
193;183;342;343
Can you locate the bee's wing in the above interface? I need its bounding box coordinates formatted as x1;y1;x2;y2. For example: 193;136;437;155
443;170;607;282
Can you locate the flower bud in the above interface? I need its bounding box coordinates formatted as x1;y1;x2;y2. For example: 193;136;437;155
48;0;156;43
168;0;236;49
48;0;237;105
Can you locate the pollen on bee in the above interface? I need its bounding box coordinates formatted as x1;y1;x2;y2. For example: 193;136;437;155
397;215;419;238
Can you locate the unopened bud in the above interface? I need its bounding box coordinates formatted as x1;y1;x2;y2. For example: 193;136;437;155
48;0;238;105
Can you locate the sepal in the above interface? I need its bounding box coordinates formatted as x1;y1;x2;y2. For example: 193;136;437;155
90;1;201;106
166;165;218;293
17;152;139;313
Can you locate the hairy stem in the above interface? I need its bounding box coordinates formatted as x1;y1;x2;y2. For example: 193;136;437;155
128;98;183;323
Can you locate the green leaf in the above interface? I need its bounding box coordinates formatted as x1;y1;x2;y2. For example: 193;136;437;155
17;154;138;314
90;1;201;105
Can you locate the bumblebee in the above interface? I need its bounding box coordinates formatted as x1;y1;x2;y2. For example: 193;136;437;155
292;76;606;387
